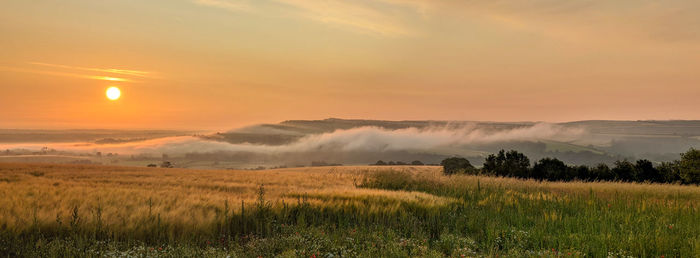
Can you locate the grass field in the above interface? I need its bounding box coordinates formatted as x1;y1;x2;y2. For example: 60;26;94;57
0;163;698;257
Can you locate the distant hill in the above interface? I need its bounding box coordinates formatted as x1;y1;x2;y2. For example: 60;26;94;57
203;118;537;145
2;119;699;168
199;118;700;165
0;129;196;144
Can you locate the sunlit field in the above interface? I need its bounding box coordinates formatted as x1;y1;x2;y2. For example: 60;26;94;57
1;163;698;257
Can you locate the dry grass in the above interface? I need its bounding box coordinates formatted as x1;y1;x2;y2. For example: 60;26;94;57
0;163;447;232
1;162;698;257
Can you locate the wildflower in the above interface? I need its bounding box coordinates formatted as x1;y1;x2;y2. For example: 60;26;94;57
668;225;673;229
207;240;211;245
158;247;163;251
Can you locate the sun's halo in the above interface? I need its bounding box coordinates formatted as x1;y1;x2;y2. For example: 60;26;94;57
106;87;121;100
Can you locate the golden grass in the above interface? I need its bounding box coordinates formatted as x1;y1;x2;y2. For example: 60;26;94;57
0;163;448;232
1;162;698;234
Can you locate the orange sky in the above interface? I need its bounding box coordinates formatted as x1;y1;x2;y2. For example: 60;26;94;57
1;0;699;129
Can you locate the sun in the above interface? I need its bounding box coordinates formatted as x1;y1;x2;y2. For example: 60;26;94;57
106;86;121;100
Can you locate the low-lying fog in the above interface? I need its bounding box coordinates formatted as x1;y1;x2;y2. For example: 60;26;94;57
1;120;699;169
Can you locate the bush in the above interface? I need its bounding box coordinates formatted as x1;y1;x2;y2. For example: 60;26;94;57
482;150;530;178
612;160;635;182
411;160;424;166
590;163;614;181
634;159;661;182
679;148;700;184
532;158;568;181
440;157;475;175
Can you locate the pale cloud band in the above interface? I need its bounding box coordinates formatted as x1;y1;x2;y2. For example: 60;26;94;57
193;0;426;36
193;0;700;46
28;62;152;78
0;62;154;83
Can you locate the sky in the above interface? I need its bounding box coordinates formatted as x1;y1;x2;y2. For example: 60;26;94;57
1;0;699;129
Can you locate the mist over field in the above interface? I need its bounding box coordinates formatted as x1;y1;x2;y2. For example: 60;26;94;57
1;119;699;169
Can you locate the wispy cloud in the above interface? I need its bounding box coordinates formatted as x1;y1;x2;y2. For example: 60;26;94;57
194;0;700;45
445;0;700;48
28;62;152;78
0;62;156;83
193;0;425;36
0;66;134;82
193;0;252;12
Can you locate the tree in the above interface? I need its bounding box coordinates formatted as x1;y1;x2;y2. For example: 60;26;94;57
504;150;531;178
612;160;635;181
634;159;661;182
573;165;591;181
441;157;475;175
483;150;530;178
657;161;681;183
411;160;424;166
532;158;569;181
482;152;501;176
591;163;614;181
374;160;387;166
679;148;700;184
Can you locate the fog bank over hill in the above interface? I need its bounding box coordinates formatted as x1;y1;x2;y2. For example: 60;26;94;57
1;119;699;169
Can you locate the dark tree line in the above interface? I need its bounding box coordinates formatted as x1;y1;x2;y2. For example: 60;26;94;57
373;160;426;166
441;148;700;185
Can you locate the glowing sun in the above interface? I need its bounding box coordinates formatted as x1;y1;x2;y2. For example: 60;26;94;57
106;87;121;100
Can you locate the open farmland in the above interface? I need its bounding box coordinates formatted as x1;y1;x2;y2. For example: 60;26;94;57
0;163;698;257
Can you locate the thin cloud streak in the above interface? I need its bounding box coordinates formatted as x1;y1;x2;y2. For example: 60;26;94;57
194;0;252;12
0;66;134;82
448;0;700;48
28;62;152;78
193;0;423;36
194;0;700;45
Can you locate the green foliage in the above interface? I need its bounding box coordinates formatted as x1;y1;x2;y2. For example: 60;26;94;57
679;148;700;184
359;172;699;257
440;157;475;175
483;150;530;178
532;157;569;181
591;163;614;181
634;159;661;182
612;160;635;182
658;161;682;183
411;160;424;166
476;148;699;184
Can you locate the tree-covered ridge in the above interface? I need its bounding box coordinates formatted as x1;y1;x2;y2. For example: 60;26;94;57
443;148;700;184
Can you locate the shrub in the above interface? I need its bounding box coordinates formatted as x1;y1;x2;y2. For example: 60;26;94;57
440;157;475;175
679;148;700;184
483;150;530;178
532;158;568;181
